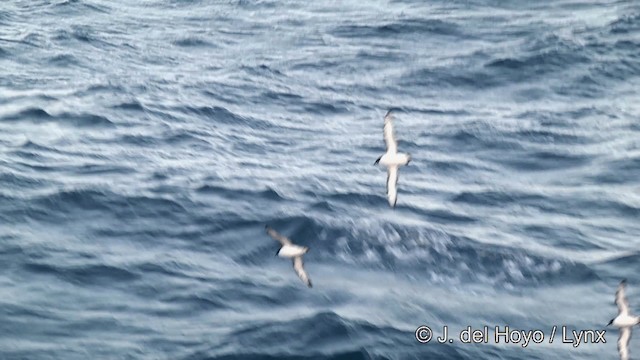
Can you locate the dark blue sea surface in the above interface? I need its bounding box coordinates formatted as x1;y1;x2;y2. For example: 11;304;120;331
1;0;639;359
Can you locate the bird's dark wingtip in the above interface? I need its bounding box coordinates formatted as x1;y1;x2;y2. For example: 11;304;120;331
385;107;403;117
622;279;628;284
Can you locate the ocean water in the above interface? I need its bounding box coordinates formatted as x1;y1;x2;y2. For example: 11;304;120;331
1;0;639;359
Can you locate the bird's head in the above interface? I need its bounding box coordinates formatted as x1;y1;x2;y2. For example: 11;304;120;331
407;154;412;165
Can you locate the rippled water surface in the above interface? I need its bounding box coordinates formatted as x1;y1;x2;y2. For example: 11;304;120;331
1;0;639;359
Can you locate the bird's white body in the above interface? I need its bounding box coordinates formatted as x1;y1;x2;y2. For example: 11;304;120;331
376;110;411;207
613;314;640;328
278;244;308;258
378;152;410;167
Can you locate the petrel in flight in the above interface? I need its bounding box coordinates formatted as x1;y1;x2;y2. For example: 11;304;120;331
375;110;411;207
265;225;312;288
607;279;640;360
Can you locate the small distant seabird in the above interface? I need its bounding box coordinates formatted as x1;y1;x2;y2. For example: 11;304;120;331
608;279;640;360
374;110;411;207
265;225;312;288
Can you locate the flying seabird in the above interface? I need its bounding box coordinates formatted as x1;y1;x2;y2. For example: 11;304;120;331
374;110;411;207
265;225;312;288
607;279;640;360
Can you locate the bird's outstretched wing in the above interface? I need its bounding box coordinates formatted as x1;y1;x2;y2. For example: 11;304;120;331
616;279;630;316
387;166;398;207
293;256;312;288
383;110;397;154
265;226;291;246
618;327;631;360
